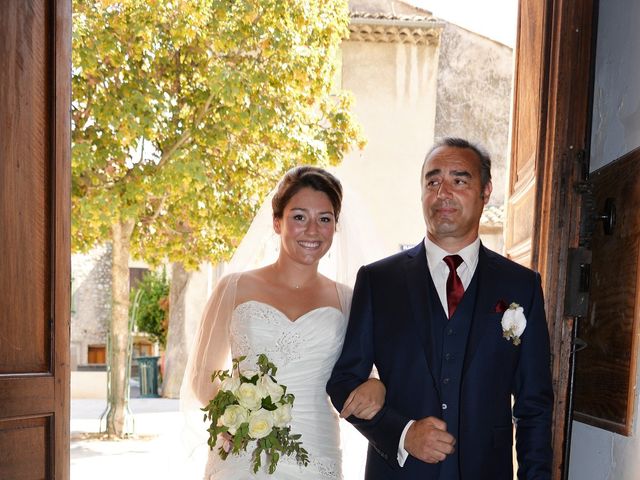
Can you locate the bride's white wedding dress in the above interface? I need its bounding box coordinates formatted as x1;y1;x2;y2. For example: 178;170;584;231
204;300;348;480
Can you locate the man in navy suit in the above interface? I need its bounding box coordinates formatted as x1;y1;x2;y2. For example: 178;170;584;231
327;137;553;479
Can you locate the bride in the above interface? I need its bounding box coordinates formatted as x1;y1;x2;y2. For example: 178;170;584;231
182;166;385;479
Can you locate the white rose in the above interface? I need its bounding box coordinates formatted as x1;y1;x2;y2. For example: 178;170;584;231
248;408;274;439
501;304;527;337
219;375;241;394
220;404;248;434
272;404;292;428
259;375;285;403
236;382;263;411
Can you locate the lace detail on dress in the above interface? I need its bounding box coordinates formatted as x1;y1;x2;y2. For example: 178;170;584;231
231;302;309;368
308;456;339;479
271;330;306;365
278;451;340;479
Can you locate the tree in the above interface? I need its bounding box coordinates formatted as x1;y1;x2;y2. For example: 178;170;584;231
72;0;363;437
130;268;170;348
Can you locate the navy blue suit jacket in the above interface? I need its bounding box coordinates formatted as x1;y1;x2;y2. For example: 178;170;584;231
327;241;553;479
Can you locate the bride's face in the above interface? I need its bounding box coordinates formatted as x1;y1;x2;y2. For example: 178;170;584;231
273;187;336;266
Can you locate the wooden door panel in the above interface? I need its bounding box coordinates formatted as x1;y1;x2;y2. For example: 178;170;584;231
0;0;51;375
510;0;546;188
573;149;640;435
0;377;55;418
0;0;71;478
0;417;49;480
505;0;548;268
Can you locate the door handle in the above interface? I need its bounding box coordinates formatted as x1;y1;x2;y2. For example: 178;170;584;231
596;197;616;235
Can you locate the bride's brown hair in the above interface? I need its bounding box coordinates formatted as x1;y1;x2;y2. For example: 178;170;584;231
272;166;343;222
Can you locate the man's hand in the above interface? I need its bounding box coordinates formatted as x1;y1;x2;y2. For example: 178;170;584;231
340;378;386;420
404;417;456;463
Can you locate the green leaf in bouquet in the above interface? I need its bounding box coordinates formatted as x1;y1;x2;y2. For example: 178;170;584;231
268;451;280;474
210;368;231;383
270;432;283;450
251;445;263;473
234;423;249;449
202;389;237;423
257;353;278;376
232;355;247;371
261;395;277;411
240;371;260;384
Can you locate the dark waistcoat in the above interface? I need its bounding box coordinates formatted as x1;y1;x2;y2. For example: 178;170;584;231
426;268;479;480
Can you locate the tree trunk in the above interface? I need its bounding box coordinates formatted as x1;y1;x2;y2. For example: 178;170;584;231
162;261;189;398
105;219;135;437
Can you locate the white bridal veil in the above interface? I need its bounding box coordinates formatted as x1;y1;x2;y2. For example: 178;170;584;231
225;181;386;288
176;176;389;478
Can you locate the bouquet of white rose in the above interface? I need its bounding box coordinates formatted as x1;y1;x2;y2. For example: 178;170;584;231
202;354;309;474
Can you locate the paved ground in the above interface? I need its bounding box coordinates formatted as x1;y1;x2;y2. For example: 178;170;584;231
71;396;367;479
71;397;184;479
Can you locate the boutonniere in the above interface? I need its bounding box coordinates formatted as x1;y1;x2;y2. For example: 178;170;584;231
494;300;527;346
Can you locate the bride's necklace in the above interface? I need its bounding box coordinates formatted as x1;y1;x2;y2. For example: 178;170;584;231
289;278;314;290
271;265;315;290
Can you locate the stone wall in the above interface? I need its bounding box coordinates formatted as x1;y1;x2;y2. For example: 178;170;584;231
71;244;112;369
434;23;513;208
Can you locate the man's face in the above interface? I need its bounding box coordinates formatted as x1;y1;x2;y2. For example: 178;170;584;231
421;146;492;251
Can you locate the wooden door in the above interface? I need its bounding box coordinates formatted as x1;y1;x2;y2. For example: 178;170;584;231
573;151;640;436
0;1;71;479
506;0;596;477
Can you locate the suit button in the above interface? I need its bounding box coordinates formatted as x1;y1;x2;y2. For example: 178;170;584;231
444;353;451;361
447;328;454;336
443;378;449;385
442;403;448;410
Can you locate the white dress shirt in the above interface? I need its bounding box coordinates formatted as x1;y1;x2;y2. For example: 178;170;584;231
396;237;481;466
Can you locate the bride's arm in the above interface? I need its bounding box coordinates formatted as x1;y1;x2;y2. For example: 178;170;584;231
340;377;386;420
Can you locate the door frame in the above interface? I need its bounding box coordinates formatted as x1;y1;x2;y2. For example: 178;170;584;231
508;0;598;477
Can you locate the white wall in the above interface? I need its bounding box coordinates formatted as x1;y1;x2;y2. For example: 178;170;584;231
569;1;640;478
336;38;440;254
589;0;640;173
71;371;107;399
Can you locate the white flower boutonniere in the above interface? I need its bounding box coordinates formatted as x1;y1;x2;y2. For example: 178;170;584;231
500;302;527;346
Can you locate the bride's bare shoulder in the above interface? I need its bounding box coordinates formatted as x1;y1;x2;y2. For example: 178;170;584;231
235;266;273;302
238;266;272;285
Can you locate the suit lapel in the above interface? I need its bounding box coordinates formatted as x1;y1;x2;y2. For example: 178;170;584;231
403;242;438;386
462;245;500;374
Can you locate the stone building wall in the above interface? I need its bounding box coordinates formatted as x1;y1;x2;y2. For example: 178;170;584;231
434;23;513;208
71;244;112;369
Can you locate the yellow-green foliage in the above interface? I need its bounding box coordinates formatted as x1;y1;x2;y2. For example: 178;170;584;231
72;0;364;269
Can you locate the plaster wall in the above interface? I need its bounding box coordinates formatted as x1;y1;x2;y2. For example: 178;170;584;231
589;0;640;173
569;0;640;478
336;38;440;253
71;371;107;400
